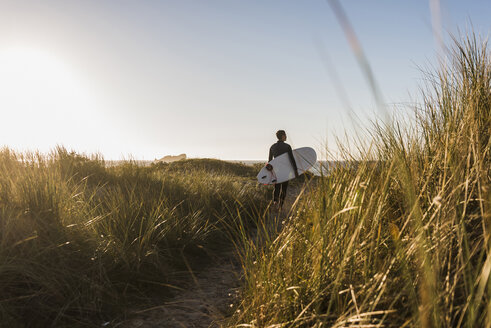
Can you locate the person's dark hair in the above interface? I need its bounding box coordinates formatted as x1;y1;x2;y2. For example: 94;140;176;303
276;130;286;140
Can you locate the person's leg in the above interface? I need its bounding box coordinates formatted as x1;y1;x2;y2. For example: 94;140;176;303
273;183;280;204
279;181;288;207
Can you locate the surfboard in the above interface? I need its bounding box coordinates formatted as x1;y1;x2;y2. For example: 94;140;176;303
257;147;317;185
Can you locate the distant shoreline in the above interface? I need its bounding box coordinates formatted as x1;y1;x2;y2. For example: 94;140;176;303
104;159;345;176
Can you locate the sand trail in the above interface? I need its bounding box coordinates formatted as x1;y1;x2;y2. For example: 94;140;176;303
121;184;305;328
121;251;241;328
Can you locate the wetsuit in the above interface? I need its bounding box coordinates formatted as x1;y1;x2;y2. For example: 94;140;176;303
268;141;298;206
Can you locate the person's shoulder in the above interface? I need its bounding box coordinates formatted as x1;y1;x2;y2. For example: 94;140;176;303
285;143;292;149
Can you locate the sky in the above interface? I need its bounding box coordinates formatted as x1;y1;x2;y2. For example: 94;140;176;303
0;1;490;160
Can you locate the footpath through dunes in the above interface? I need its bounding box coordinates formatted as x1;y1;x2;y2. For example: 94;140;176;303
121;248;242;328
120;179;311;328
0;152;268;327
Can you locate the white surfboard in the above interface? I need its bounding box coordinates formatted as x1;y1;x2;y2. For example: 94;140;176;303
257;147;317;185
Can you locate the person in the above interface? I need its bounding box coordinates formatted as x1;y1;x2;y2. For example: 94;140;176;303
268;130;298;208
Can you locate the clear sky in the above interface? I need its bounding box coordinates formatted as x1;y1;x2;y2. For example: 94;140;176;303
0;1;489;160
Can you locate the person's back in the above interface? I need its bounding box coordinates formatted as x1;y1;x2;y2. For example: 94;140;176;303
268;130;298;208
269;141;294;162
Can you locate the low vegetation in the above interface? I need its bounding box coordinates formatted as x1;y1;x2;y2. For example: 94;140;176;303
152;158;261;177
0;151;267;327
231;35;490;327
2;35;489;328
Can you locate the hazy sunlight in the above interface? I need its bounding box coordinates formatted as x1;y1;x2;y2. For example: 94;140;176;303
0;46;99;152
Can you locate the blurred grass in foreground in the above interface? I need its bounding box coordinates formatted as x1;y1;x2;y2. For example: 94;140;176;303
231;35;490;327
0;151;267;327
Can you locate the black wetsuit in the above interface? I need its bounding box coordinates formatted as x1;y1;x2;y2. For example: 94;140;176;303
268;141;298;206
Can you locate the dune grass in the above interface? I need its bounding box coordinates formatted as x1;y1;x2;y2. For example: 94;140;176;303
1;34;488;328
231;35;490;327
151;158;261;177
0;150;267;327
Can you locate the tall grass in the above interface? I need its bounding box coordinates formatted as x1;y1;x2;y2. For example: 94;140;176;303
231;35;490;327
0;149;266;327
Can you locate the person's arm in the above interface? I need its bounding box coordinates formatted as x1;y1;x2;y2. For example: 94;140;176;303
287;145;299;178
268;146;273;162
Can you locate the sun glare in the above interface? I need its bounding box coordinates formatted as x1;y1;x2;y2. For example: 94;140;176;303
0;47;99;152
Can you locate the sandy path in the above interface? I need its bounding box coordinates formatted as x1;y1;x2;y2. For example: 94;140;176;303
121;251;241;328
120;183;306;328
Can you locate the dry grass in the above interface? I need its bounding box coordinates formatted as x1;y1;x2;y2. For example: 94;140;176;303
231;35;490;327
0;150;267;327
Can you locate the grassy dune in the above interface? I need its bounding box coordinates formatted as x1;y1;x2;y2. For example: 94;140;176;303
2;35;489;328
0;150;267;327
231;36;490;327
